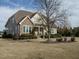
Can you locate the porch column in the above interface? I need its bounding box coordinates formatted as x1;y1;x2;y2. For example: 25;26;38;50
31;26;32;32
38;26;40;35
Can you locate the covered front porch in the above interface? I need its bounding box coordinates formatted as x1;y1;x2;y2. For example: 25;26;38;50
33;25;47;37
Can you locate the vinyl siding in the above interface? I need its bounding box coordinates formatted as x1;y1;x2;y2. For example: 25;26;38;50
19;17;33;35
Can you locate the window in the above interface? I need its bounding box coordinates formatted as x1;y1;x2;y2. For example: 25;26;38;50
23;25;30;33
26;26;28;32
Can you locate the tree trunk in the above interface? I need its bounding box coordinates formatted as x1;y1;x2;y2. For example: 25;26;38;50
47;22;51;42
48;28;51;42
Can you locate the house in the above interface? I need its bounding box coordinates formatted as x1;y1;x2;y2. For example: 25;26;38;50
0;31;3;38
5;10;57;37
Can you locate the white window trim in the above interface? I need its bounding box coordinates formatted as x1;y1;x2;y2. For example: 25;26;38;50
23;25;31;33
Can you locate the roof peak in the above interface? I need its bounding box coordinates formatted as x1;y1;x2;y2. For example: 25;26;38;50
16;10;34;14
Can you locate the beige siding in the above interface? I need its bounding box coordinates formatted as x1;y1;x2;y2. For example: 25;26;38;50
20;17;33;35
31;14;41;24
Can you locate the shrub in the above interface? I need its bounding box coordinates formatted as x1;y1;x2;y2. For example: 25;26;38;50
71;37;75;42
72;27;79;37
45;35;48;38
50;34;62;38
2;31;13;38
40;34;48;38
40;34;62;38
32;35;37;39
7;34;13;38
2;31;7;38
64;37;67;42
20;34;37;39
56;38;63;42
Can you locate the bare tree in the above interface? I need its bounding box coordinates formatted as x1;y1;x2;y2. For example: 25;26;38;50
34;0;70;42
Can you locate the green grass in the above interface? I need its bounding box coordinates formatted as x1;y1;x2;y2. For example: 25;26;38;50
0;38;79;59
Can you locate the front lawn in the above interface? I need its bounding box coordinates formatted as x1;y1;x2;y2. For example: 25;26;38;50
0;38;79;59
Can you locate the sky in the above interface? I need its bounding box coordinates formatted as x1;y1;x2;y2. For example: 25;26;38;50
0;0;79;31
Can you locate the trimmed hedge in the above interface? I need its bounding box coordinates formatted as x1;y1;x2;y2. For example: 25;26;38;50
2;34;13;38
20;34;37;39
64;38;67;42
71;37;75;42
50;34;62;38
40;34;62;38
2;31;13;38
56;38;63;42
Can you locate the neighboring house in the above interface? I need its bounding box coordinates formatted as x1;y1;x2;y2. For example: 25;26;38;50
0;31;3;38
5;10;57;37
51;24;57;34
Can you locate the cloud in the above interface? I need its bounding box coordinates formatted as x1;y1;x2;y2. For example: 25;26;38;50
0;0;79;31
0;6;24;31
0;6;36;31
62;0;79;27
0;0;35;8
0;0;18;8
0;0;35;31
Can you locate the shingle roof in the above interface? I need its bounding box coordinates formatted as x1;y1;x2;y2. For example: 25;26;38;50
14;10;35;24
5;10;35;26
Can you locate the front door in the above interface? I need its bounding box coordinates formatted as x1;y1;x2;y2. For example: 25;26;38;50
34;26;43;36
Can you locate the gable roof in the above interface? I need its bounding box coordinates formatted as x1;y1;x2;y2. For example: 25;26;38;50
5;10;36;27
19;16;34;25
15;10;35;24
5;10;58;29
